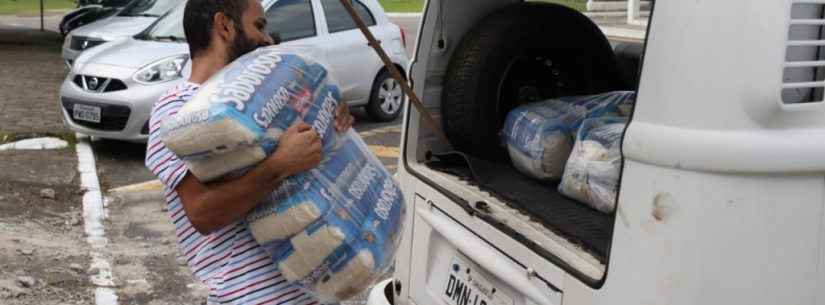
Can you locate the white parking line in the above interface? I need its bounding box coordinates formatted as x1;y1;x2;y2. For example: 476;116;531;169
75;134;119;305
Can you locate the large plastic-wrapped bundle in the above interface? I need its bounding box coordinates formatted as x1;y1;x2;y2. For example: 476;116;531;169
159;46;406;302
251;132;404;303
501;91;635;181
558;117;626;213
160;46;338;182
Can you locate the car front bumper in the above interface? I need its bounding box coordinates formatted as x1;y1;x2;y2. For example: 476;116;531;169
59;62;184;142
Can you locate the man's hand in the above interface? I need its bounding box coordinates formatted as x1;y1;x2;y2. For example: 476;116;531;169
270;121;322;176
334;102;354;132
175;121;321;235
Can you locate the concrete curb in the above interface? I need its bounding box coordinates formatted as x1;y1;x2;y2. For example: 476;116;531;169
109;180;164;204
75;133;119;305
0;137;68;151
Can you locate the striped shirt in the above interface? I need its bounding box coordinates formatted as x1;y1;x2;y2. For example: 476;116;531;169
145;82;321;305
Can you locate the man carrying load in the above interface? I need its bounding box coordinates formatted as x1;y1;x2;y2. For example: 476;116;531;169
144;0;354;304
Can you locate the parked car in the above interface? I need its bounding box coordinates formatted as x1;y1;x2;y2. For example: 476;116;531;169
59;0;133;37
368;1;825;305
59;0;409;142
62;0;182;67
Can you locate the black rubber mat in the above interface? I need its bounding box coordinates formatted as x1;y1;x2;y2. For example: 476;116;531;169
426;151;612;261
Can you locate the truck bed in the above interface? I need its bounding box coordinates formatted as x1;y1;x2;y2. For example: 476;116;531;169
426;152;613;262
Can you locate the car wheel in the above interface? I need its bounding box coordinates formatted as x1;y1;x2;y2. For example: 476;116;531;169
367;70;404;122
441;2;627;161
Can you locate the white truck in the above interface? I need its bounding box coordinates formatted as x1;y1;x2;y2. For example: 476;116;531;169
366;0;825;305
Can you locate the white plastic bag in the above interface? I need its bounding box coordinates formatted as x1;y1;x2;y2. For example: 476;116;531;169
501;91;635;181
501;101;583;181
558;117;626;213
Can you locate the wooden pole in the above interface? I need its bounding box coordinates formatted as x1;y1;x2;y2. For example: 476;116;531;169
337;0;452;149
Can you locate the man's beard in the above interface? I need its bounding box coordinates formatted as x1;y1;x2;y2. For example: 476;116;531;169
227;26;259;63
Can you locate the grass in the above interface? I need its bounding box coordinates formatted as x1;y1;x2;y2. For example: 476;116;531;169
0;0;76;16
377;0;586;13
535;0;587;12
378;0;423;13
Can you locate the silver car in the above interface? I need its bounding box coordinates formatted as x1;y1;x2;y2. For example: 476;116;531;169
62;0;182;67
60;0;409;142
60;3;190;142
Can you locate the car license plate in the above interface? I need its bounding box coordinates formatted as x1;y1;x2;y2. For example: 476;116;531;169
72;104;101;123
442;255;513;305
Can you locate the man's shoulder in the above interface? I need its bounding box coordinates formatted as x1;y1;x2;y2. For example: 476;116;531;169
153;82;200;115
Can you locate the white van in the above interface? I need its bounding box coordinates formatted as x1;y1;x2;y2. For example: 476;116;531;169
367;1;825;305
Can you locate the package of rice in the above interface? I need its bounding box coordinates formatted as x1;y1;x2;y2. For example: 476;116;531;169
253;131;405;303
558;116;626;213
501;91;635;182
159;45;337;182
159;46;406;303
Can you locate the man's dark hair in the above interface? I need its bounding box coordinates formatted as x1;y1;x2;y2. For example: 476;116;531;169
183;0;249;58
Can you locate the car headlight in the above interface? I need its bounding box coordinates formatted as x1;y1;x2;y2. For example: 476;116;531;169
133;55;188;84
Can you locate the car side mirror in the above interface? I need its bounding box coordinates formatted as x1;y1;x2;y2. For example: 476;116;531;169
270;31;282;45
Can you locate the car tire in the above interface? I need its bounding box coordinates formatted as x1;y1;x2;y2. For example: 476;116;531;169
367;70;405;122
441;2;627;161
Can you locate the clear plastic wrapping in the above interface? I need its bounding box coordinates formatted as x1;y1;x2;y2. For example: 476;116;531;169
160;45;338;182
159;46;406;302
558;116;626;213
249;131;404;303
501;91;635;181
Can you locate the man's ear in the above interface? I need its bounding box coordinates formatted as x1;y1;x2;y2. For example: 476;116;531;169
212;12;235;43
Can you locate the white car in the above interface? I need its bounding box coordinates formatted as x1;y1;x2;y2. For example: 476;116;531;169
60;0;410;142
62;0;183;67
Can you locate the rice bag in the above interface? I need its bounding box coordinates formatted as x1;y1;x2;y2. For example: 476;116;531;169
160;46;338;182
501;91;635;181
160;47;406;303
559;117;626;213
253;132;405;303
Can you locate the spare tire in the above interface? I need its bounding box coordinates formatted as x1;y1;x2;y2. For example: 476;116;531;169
442;2;627;161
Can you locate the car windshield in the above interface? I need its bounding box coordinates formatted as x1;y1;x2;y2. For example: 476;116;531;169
136;1;186;42
118;0;180;17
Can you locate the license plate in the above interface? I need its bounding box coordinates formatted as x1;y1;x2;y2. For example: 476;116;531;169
72;104;101;123
442;255;513;305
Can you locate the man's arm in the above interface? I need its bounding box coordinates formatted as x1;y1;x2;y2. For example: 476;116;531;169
175;122;322;235
335;102;354;132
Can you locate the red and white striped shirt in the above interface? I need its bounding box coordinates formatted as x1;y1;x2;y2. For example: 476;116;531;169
145;82;322;305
